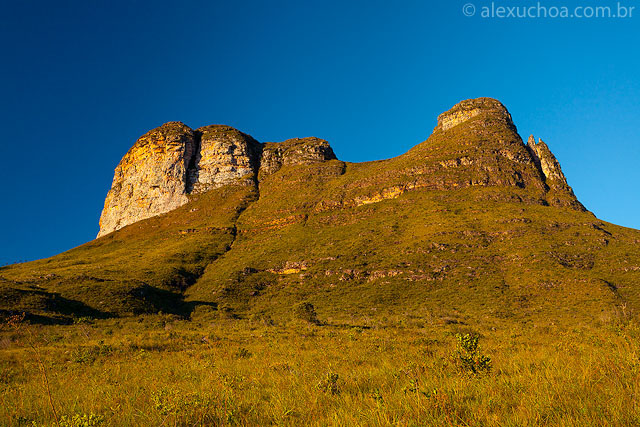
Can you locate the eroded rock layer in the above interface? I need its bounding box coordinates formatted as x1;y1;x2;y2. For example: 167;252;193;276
259;137;337;179
526;135;584;210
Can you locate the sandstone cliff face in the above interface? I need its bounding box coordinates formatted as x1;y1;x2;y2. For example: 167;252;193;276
98;125;337;236
98;122;197;237
527;135;568;186
413;97;549;194
187;125;261;193
427;98;584;210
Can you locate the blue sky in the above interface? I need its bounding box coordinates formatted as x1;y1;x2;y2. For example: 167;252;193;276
0;0;638;264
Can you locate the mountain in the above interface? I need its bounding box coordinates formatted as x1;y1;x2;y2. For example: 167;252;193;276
2;98;639;326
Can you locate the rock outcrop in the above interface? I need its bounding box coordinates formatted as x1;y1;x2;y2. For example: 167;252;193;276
526;135;585;210
98;125;338;237
259;137;336;179
426;98;584;210
187;125;261;193
435;97;515;132
98;122;197;237
526;135;568;187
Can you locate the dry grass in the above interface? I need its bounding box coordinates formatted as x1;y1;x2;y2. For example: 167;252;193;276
2;313;640;426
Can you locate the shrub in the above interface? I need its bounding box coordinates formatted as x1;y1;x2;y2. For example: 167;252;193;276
294;302;319;324
454;333;492;375
371;388;384;404
59;414;105;427
71;342;113;364
150;388;215;423
27;414;105;427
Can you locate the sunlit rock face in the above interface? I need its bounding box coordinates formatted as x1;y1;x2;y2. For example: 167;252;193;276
98;122;197;237
436;97;514;132
98;125;338;237
527;136;568;186
526;135;584;210
258;137;337;179
187;125;261;194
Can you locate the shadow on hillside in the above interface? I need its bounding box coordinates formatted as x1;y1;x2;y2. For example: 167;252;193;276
183;300;218;313
0;309;79;325
45;293;114;320
134;285;217;317
0;287;115;325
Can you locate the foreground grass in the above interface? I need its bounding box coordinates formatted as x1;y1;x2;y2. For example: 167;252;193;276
1;315;640;426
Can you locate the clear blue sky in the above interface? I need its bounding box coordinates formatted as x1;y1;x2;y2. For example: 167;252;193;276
1;0;638;264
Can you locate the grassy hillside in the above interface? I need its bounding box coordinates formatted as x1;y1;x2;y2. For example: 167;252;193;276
0;185;257;321
1;100;639;330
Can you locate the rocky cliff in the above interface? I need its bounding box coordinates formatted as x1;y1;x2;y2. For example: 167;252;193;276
98;122;197;237
98;125;336;236
526;135;584;210
258;137;336;179
186;125;261;194
98;98;584;237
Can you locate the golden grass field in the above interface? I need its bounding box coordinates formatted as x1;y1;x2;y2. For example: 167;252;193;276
2;311;640;426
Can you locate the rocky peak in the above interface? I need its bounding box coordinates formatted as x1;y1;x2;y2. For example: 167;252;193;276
98;122;197;238
435;97;515;132
98;125;338;237
525;135;584;210
98;99;587;237
404;98;586;211
526;135;568;186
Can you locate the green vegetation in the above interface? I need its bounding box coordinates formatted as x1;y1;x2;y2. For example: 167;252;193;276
453;333;492;375
2;107;637;329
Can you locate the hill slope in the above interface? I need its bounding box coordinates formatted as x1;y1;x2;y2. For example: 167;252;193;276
2;98;639;327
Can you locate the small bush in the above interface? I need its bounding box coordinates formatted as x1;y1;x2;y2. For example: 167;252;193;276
60;414;105;427
453;333;492;375
0;365;16;385
71;342;113;364
294;302;319;324
22;415;105;427
150;388;216;424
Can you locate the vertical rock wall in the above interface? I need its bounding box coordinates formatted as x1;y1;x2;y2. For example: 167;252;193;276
187;125;261;194
98;122;197;237
98;124;338;237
